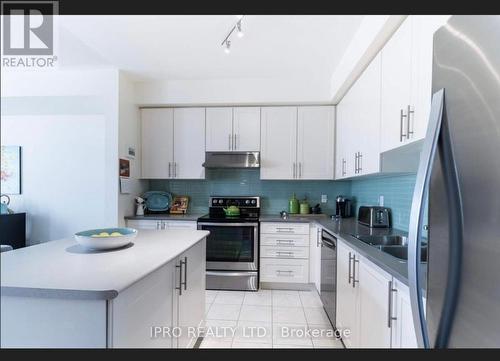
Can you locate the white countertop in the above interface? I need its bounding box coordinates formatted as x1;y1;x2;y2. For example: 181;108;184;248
0;229;209;300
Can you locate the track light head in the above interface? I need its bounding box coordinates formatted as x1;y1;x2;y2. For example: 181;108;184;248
224;40;231;54
237;21;244;38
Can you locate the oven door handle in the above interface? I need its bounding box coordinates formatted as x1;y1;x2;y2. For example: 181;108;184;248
198;222;259;227
206;271;257;277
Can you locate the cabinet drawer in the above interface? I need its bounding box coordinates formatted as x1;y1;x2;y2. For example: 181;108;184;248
261;245;309;259
260;258;309;283
260;222;310;235
166;221;197;230
260;234;309;247
126;219;161;230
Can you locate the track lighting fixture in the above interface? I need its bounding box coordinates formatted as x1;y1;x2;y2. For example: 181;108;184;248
221;16;245;54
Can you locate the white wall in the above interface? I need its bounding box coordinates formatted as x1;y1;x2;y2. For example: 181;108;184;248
330;15;407;104
135;76;332;106
1;68;120;244
118;72;148;225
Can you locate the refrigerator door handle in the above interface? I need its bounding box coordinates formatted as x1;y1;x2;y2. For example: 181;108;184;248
407;89;445;348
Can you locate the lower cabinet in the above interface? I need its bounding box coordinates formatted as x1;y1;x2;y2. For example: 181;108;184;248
336;238;417;348
111;239;206;348
126;219;197;231
260;222;310;284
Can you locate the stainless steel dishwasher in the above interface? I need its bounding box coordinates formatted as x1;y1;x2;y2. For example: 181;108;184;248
320;229;337;327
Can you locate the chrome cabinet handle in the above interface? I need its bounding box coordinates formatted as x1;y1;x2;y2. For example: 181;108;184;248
352;255;359;288
293;162;296;179
354;153;359;174
168;162;172;178
387;281;398;328
407;105;414;140
348;252;353;284
174;162;177;178
277;251;294;257
400;109;407;142
182;257;187;290
276;239;295;245
234;134;238;150
276;227;294;232
298;162;302;178
175;261;183;296
342;158;346;176
276;270;294;276
358;153;363;173
229;134;232;150
156;221;161;230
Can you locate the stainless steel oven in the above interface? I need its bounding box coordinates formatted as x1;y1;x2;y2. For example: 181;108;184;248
320;229;337;327
197;196;260;291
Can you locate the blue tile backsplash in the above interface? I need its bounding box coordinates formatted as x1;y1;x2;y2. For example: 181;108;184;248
150;169;351;216
350;174;417;232
148;170;418;232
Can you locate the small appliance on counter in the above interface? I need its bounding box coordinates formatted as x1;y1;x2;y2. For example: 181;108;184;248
299;198;310;215
358;206;391;228
334;195;352;218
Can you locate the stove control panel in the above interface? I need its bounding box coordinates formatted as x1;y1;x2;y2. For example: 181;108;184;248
209;196;260;208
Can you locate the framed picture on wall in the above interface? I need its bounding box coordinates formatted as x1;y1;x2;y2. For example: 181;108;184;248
1;146;22;195
119;158;130;178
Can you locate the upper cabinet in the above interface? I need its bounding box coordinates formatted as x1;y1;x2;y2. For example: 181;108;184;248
261;107;298;180
261;106;335;180
206;107;260;152
336;54;382;179
297;106;335;180
380;16;450;152
140;107;205;179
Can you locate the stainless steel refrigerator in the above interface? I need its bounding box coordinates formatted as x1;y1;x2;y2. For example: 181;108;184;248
408;15;500;348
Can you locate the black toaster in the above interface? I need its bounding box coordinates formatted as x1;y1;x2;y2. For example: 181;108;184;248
358;206;391;228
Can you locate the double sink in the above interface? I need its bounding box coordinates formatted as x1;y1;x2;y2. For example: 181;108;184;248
352;234;427;262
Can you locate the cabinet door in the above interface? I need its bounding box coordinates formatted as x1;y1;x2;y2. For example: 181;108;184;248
233;107;261;151
173;108;205;179
336;241;359;348
297;106;335;179
357;53;382;176
357;256;392;348
410;15;451;143
380;17;413;152
260;107;297;180
112;262;174;348
206;107;233;151
391;279;418;348
309;225;321;292
141;108;174;179
176;239;206;348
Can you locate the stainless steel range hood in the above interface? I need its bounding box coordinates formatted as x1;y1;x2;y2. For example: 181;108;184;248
202;152;260;169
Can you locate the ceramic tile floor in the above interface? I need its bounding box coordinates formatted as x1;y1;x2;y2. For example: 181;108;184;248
200;289;344;349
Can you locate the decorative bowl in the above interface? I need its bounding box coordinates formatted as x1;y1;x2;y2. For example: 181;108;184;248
74;227;137;250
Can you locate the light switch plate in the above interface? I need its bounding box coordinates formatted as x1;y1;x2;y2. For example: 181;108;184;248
321;195;328;203
379;195;384;206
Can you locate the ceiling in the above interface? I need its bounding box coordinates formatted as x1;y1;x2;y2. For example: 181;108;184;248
59;15;364;83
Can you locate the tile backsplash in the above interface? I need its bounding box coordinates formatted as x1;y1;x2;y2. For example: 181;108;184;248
147;170;418;232
150;169;351;216
350;174;417;232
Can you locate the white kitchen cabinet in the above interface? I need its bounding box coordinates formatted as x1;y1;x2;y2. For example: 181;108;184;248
260;107;298;180
261;106;335;180
297;106;335;179
233;107;261;151
309;224;322;292
206;107;260;152
391;279;418;348
335;240;360;348
140;108;205;179
141;108;174;179
174;239;206;348
173;108;205;179
206;107;233;151
357;254;392;348
111;261;175;348
380;17;414;153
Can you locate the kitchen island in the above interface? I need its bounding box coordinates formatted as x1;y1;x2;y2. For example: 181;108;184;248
0;229;209;348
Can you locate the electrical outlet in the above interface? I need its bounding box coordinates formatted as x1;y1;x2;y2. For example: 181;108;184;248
379;195;384;206
321;195;328;203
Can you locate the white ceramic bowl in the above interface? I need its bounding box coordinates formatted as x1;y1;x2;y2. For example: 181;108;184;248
74;228;137;251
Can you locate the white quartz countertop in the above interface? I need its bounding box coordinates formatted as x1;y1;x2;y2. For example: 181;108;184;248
0;229;209;300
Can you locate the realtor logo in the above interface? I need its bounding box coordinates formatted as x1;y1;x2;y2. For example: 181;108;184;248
1;1;58;67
